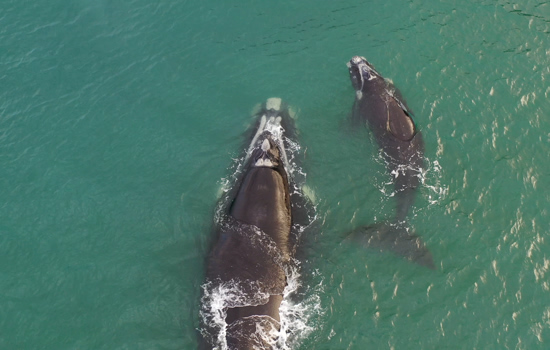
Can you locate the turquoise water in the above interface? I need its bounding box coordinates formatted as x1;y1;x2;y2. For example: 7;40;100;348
1;0;550;349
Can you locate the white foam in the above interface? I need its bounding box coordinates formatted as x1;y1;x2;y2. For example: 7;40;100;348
277;262;324;349
200;280;273;350
370;149;448;211
420;158;448;207
200;261;323;349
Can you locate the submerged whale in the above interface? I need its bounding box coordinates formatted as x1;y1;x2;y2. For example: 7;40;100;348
346;56;434;269
200;98;314;349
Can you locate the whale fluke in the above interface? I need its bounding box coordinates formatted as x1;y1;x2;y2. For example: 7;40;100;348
346;222;435;269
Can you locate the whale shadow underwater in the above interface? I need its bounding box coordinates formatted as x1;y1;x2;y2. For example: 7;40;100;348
199;98;315;349
345;56;435;269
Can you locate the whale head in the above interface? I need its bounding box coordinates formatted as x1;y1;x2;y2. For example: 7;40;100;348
347;56;380;99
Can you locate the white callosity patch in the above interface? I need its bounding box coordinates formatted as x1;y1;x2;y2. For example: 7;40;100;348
350;57;380;100
255;158;274;167
255;138;275;167
245;111;291;173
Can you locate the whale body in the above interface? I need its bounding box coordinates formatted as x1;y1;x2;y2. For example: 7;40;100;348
347;56;434;269
201;98;314;349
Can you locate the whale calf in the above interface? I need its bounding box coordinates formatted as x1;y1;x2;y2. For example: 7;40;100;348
346;56;434;269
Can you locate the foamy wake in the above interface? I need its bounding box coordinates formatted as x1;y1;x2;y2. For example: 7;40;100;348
200;262;323;349
277;262;324;349
373;150;447;209
420;158;447;207
200;279;272;349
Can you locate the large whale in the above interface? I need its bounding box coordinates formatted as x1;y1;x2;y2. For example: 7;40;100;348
200;98;313;349
346;56;434;269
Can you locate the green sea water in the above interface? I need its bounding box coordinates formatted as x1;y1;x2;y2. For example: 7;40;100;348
1;0;550;349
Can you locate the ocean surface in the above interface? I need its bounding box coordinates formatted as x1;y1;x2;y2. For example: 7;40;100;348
1;0;550;349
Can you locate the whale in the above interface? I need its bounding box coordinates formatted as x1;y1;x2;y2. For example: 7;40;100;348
346;56;434;269
200;98;314;349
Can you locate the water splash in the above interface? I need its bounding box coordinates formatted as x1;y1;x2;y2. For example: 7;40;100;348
371;149;447;209
278;262;324;349
420;158;448;207
200;280;273;349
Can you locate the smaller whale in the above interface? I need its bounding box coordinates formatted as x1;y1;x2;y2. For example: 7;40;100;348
346;56;434;269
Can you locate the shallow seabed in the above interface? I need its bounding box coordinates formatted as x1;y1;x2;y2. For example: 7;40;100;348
1;0;549;349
